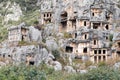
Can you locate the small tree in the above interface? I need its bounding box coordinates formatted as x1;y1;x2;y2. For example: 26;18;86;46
34;20;39;25
109;34;113;42
52;50;60;60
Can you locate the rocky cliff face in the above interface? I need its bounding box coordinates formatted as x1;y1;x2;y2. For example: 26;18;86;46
4;2;22;22
0;1;22;25
0;0;120;71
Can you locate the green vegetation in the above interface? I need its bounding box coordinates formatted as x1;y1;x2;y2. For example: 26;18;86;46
0;0;39;13
18;41;30;46
109;34;113;42
18;41;47;47
98;61;107;67
19;10;40;26
0;64;120;80
117;0;120;8
85;61;93;67
64;32;72;38
34;20;39;25
75;66;120;80
0;27;8;42
52;50;60;59
0;64;47;80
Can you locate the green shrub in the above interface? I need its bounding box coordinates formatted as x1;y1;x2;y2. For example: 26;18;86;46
57;57;67;66
83;67;120;80
0;64;47;80
18;41;29;46
98;61;107;67
0;64;120;80
40;62;54;75
34;20;39;25
109;34;113;42
64;32;72;38
52;50;60;59
109;42;113;48
85;61;93;68
67;67;120;80
0;27;8;42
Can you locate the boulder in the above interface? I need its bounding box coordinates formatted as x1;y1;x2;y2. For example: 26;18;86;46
39;48;49;60
53;61;62;71
113;62;120;69
79;70;88;74
43;23;57;38
29;26;42;42
64;66;76;73
48;53;55;59
45;53;55;64
46;37;58;51
34;48;49;66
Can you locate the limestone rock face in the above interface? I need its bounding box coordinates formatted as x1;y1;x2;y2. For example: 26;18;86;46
34;48;49;66
78;0;94;6
46;37;58;51
0;45;50;66
29;26;42;42
53;61;62;71
45;53;55;64
4;2;22;22
43;23;58;38
58;39;65;48
12;45;38;64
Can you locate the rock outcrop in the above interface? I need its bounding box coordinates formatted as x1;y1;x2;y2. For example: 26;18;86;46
0;45;50;66
64;66;76;73
46;36;58;51
113;62;120;69
4;2;22;22
29;26;42;42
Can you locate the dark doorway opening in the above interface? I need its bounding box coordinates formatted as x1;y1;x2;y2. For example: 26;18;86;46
66;46;73;53
94;50;97;54
105;25;109;30
94;56;97;62
94;40;97;45
98;56;101;61
93;23;100;29
118;42;120;48
61;11;68;28
92;13;94;16
75;33;77;38
29;61;34;65
103;50;106;54
98;50;101;54
84;21;86;26
83;47;87;53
